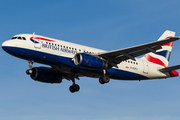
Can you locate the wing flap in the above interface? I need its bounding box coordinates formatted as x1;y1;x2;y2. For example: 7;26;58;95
113;46;162;63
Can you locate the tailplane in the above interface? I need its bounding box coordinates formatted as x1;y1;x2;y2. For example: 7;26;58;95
143;30;175;68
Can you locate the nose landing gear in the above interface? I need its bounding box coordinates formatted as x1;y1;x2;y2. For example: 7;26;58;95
26;60;34;75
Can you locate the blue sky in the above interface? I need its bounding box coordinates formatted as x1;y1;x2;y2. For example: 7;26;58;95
1;0;180;120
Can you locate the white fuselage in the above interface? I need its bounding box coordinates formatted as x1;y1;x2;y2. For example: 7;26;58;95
2;34;172;80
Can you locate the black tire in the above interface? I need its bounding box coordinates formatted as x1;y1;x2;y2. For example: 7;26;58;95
69;84;80;93
74;84;80;92
26;70;30;75
26;69;30;75
69;85;76;93
102;76;110;83
26;69;33;75
99;77;105;84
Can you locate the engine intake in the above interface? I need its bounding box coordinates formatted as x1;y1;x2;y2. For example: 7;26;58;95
74;53;108;69
30;67;62;83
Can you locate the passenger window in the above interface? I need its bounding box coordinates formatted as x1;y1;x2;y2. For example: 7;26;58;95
22;37;26;40
69;47;71;49
52;43;54;45
79;49;81;52
46;42;48;44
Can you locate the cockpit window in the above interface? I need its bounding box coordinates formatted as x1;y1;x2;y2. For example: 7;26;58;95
11;37;17;39
18;37;22;40
22;37;26;40
11;36;26;40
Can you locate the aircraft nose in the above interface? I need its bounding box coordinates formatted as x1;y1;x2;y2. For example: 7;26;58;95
2;41;7;51
2;40;12;53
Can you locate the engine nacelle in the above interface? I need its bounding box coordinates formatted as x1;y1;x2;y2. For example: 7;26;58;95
30;67;62;83
74;53;108;69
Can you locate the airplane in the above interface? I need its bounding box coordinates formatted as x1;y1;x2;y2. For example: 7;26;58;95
2;30;180;93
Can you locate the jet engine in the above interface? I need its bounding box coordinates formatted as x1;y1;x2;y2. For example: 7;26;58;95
30;67;62;83
74;53;108;69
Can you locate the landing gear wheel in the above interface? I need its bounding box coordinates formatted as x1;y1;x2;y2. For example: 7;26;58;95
99;76;110;84
103;76;110;83
26;60;34;75
69;84;80;93
69;85;75;93
26;69;32;75
99;77;105;84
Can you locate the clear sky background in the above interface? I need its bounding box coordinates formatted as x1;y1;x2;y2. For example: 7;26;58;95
0;0;180;120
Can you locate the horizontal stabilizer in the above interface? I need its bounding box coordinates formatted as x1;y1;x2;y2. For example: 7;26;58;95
159;65;180;72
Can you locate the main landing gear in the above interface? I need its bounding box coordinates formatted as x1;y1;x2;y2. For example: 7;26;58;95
99;76;110;84
26;60;34;75
99;70;110;84
69;78;80;93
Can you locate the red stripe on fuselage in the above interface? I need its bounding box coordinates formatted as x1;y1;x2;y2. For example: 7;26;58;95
30;37;55;42
144;54;167;68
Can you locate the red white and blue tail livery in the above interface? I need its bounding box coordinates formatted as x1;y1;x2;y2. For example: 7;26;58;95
2;30;180;93
143;30;174;67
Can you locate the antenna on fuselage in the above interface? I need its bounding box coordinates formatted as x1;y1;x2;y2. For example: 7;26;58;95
33;32;35;35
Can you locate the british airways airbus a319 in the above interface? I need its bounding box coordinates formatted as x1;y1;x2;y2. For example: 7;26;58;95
2;30;180;93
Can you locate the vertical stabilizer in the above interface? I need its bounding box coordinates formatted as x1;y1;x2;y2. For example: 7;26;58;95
143;30;175;68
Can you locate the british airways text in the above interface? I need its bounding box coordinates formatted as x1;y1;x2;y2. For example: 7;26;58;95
42;43;77;54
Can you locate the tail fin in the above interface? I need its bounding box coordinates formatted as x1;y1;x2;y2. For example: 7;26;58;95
143;30;175;68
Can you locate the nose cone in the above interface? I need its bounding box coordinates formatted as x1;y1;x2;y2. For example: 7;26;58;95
2;41;10;52
2;40;14;54
2;41;8;51
2;40;22;58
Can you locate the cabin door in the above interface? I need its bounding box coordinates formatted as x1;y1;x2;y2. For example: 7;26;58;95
34;39;41;49
143;60;149;74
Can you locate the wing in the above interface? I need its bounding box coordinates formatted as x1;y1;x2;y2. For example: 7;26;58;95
98;37;180;64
